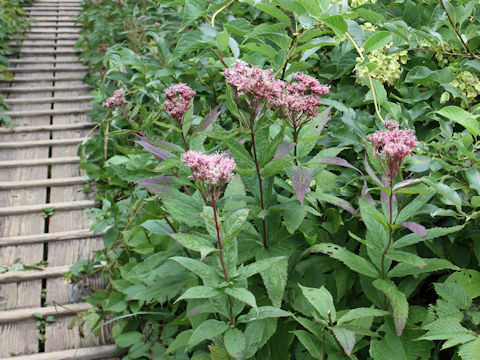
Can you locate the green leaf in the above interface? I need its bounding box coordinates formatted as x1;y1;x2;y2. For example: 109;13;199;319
332;327;356;356
307;243;379;278
422;177;462;212
392;225;465;249
166;330;192;354
372;279;408;336
299;284;336;322
224;328;246;360
225;287;257;311
259;255;288;308
237;306;292;323
466;168;480;195
436;106;480;137
385;250;426;268
319;15;348;36
170;233;216;260
447;270;480;299
363;31;391;53
223;208;249;240
292;330;324;359
115;331;143;348
388;258;459;278
175;286;220;303
418;318;473;341
337;307;390;325
182;0;207;26
187;320;229;349
396;192;435;223
237;256;287;280
170;256;219;285
260;157;292;177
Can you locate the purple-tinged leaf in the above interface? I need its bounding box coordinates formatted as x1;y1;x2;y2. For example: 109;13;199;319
195;103;222;134
136;140;174;161
317;106;332;134
393;178;421;191
380;178;397;218
273;141;295;160
399;222;426;238
361;180;375;205
364;153;382;187
291;167;313;205
135;176;175;196
372;279;408;336
332;328;356;356
310;192;357;215
317;157;363;174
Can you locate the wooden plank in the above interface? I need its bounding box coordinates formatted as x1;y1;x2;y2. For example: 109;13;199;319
5;96;92;105
0;345;118;360
0;138;83;148
0;229;103;247
0;303;91;323
0;85;89;92
0;176;86;189
5;109;92;117
0;44;54;356
6;67;87;72
0;200;95;215
1;76;84;82
0;266;71;283
0;157;80;168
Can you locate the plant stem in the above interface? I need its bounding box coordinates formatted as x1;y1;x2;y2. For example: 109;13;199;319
212;202;235;325
381;171;394;279
180;128;189;150
345;32;385;123
321;328;326;360
439;0;480;60
293;125;299;166
250;129;268;249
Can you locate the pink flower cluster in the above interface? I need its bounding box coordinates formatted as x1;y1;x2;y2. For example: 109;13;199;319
271;72;330;123
163;83;195;125
222;61;284;101
181;151;236;186
368;121;418;177
102;88;126;108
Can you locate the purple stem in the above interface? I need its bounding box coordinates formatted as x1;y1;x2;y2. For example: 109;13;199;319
212;201;235;325
381;168;394;279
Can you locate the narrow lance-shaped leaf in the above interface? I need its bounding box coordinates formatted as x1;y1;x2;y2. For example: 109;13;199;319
291;166;313;205
399;221;426;238
299;284;336;322
175;286;220;303
273;141;295;160
393;178;421;191
225;287;257;311
194;103;222;135
187;319;229;349
337;307;390;325
306;243;379;278
224;328;246;360
364;153;383;187
135;139;174;160
134;176;175;196
372;279;409;336
332;327;356;355
309;192;357;215
317;156;363;174
169;233;216;260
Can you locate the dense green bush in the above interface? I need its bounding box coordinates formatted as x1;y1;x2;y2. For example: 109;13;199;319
74;0;480;359
0;0;32;126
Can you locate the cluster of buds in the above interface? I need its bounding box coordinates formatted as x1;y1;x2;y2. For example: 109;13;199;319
102;88;126;108
271;72;330;127
356;43;408;86
368;121;417;178
97;43;108;52
163;83;195;125
181;151;236;205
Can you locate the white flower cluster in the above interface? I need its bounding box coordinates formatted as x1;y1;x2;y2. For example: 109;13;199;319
356;43;408;86
360;22;377;32
440;71;480;106
350;0;377;7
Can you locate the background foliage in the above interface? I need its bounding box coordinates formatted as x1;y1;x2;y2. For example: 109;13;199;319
0;0;32;126
73;0;480;359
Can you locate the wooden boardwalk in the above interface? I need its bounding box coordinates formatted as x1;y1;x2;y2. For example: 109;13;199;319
0;1;116;358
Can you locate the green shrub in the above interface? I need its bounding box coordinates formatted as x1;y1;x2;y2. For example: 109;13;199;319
73;1;480;359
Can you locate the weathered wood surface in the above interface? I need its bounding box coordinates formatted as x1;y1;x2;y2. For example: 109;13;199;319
0;1;109;357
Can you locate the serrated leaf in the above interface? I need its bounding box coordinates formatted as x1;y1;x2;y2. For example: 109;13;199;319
237;256;287;280
237;306;291;323
319;15;348;36
447;270;480;299
332;327;356;355
260;156;292;177
419;318;473;341
224;328;246;360
337;308;390;325
309;192;357;215
372;279;408;336
292;330;324;359
187;319;229;349
259;255;288;307
299;284;336;322
422;177;462;211
170;256;219;285
386;250;426;268
392;225;465;249
182;0;207;25
170;233;216;260
388;258;459;278
399;222;426;238
175;286;220;303
291;166;313;205
225;287;257;311
166;330;192;354
396;192;435;223
307;243;379;278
